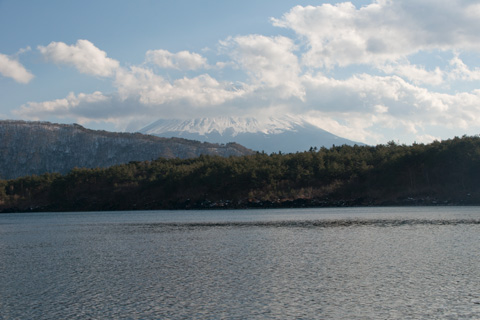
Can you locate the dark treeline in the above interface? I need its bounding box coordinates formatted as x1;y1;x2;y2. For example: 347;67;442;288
2;135;480;212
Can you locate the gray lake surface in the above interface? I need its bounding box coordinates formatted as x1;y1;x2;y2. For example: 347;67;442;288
1;207;480;319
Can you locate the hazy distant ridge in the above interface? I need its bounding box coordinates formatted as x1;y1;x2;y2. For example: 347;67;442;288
0;120;253;179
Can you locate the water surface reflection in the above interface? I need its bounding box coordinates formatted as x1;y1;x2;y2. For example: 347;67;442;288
1;207;480;319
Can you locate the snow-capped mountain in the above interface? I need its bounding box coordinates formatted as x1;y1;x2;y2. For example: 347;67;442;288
139;115;363;154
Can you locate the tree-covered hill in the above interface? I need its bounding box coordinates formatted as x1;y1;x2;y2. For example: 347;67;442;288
1;135;480;212
0;120;253;179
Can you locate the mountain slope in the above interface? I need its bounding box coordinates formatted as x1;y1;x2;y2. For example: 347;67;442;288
0;120;253;179
139;115;363;154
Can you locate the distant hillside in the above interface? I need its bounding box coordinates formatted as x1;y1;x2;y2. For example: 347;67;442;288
0;120;253;179
139;115;364;154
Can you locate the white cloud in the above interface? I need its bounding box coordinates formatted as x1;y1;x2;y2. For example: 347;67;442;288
0;53;34;84
299;72;480;143
170;74;246;106
114;66;246;107
29;61;480;144
38;39;119;77
14;91;111;119
380;63;444;86
12;1;480;144
16;46;32;56
222;34;304;100
448;56;480;81
17;45;480;144
272;1;480;68
16;65;250;125
305;111;383;143
145;49;209;70
414;134;442;144
114;66;172;104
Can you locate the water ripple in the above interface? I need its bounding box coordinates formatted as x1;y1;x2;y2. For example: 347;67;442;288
2;208;480;319
127;218;480;229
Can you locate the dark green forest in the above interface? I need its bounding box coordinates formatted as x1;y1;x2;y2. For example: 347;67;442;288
2;135;480;212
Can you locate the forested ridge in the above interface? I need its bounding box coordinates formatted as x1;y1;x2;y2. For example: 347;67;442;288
0;120;253;179
2;135;480;212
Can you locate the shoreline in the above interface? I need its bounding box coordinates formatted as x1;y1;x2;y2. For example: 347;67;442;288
2;196;478;214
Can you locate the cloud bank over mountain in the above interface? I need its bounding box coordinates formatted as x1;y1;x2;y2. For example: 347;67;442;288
6;1;480;145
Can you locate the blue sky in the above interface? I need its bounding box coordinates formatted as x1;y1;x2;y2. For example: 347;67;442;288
1;0;480;145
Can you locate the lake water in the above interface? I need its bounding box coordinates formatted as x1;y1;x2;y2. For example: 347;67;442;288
1;207;480;319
